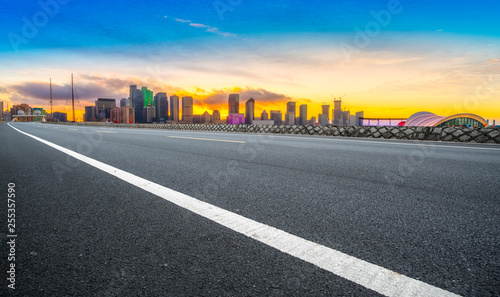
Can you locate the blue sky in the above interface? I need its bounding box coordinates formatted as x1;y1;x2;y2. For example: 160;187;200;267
1;0;499;121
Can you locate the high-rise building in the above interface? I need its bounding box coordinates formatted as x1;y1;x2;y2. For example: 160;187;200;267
318;114;329;125
170;95;179;122
287;101;296;114
133;89;144;123
261;110;269;120
84;106;96;122
228;94;239;114
270;110;282;125
299;104;307;125
310;116;317;124
95;98;116;121
202;111;212;123
143;106;156;123
212;110;221;122
129;85;137;105
142;87;153;107
355;111;364;126
154;92;168;120
334;99;342;125
245;98;255;124
285;113;295;125
111;107;135;123
228;113;245;124
182;96;193;123
120;98;131;108
321;105;330;124
53;112;67;122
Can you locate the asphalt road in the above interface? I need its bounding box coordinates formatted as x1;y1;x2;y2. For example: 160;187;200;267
1;122;499;296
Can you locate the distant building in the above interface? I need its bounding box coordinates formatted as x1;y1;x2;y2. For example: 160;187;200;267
111;107;135;123
342;110;350;125
355;111;364;126
285;112;295;125
299;104;307;125
287;101;296;114
95;98;116;121
212;110;221;122
53;112;67;122
154;92;168;120
228;94;239;114
245;98;255;124
228;113;245;124
120;98;131;107
404;111;487;127
143;106;156;123
202;111;212;123
270;110;282;125
310;116;317;124
321;105;330;124
333;99;342;125
182;96;193;123
0;102;3;121
170;95;179;122
133;89;144;123
193;114;203;123
84;106;97;122
318;114;329;125
261;110;269;120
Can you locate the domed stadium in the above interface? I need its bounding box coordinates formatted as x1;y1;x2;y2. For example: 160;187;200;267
404;112;487;127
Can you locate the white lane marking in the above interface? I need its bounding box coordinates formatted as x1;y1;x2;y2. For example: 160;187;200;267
8;123;460;297
68;129;78;131
167;135;246;144
95;130;116;134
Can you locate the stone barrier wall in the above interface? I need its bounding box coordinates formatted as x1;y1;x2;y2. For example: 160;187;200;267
45;122;500;144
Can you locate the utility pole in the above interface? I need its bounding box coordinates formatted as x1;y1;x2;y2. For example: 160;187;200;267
50;78;53;121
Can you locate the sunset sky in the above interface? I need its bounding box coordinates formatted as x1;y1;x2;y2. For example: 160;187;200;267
1;0;499;122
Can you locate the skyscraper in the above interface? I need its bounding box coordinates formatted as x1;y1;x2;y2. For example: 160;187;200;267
321;105;330;124
170;95;179;122
245;98;255;124
133;89;144;123
270;110;282;125
129;85;137;105
299;104;307;125
228;94;239;114
84;106;96;122
285;113;295;125
261;110;269;120
95;98;116;121
212;110;221;122
287;101;296;114
182;96;193;123
334;99;342;125
154;92;168;120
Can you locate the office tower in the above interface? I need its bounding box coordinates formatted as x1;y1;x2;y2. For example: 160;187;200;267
245;98;255;124
285;113;295;125
310;116;317;124
53;112;68;122
299;104;307;125
334;99;342;125
84;106;96;122
355;111;364;126
342;111;350;125
143;106;156;123
120;98;129;108
182;96;193;123
129;85;137;105
202;111;212;123
228;94;239;114
95;98;116;121
170;95;179;122
133;89;145;123
212;110;221;122
270;110;282;125
111;107;135;123
228;113;245;124
154;92;168;120
318;114;328;125
321;105;330;124
287;101;296;114
261;110;269;120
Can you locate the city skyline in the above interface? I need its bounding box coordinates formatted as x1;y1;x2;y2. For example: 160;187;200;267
0;1;499;122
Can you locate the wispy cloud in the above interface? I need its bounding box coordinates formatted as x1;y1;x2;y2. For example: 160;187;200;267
172;17;238;38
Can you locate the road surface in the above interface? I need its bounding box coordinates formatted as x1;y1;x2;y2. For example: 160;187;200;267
1;122;499;296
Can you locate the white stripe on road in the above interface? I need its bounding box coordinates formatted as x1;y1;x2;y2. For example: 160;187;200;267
94;130;116;134
168;135;245;144
8;123;459;297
